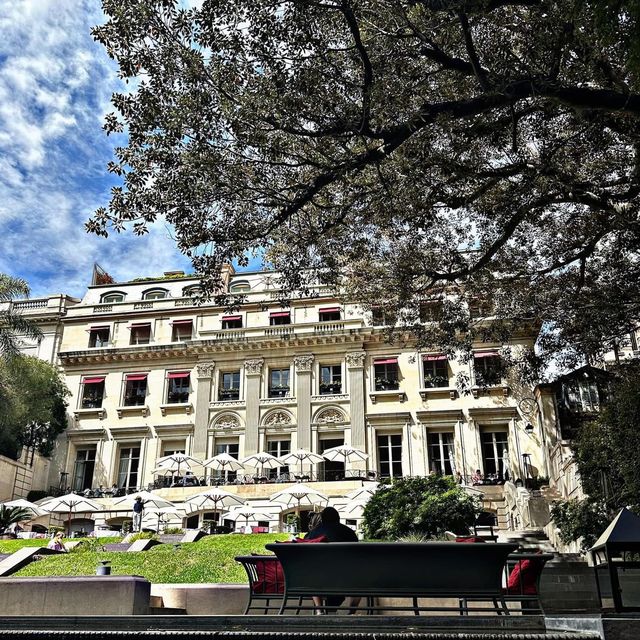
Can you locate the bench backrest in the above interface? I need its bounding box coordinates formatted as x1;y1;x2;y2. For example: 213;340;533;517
265;542;518;597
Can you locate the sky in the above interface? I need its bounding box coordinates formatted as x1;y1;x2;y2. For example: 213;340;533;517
0;0;199;300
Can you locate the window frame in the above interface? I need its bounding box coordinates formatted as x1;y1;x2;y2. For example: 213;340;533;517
100;291;126;304
171;319;193;342
269;311;291;326
166;371;190;404
422;355;449;388
229;281;251;293
221;315;243;330
80;376;106;409
318;307;341;322
142;288;169;300
88;326;110;348
268;367;291;398
373;358;399;391
319;364;342;394
218;370;241;401
123;374;148;406
129;322;152;345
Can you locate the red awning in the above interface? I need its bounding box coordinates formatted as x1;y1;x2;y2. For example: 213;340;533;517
222;315;241;321
270;311;290;318
85;325;109;332
374;357;398;365
319;307;340;313
474;351;500;359
167;371;190;379
83;376;105;385
169;319;193;326
128;322;151;329
423;354;447;361
125;374;147;381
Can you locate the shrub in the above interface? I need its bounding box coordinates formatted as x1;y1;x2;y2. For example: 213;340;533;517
550;499;611;551
163;527;184;535
128;531;157;542
362;476;480;540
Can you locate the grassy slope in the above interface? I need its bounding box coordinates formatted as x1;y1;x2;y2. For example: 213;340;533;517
13;534;289;583
0;538;120;554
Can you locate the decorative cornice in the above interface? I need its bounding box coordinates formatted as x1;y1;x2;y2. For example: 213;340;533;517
293;354;314;372
244;358;264;375
345;351;366;369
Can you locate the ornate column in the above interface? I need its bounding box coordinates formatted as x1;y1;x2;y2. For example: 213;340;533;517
346;351;367;451
294;355;314;450
193;362;215;459
244;358;264;454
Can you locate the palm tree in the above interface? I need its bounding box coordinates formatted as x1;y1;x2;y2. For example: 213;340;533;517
0;505;33;534
0;274;42;360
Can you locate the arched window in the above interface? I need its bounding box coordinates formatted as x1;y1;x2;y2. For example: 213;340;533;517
142;288;169;300
100;291;125;303
229;281;251;293
182;285;202;297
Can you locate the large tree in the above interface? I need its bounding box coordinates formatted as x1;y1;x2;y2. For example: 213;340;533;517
90;1;640;371
0;274;42;360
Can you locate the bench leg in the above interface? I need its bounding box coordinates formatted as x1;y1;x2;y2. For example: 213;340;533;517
412;597;420;615
499;596;510;615
459;598;468;615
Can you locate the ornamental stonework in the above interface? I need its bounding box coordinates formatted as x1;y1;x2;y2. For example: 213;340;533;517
214;415;240;430
345;351;366;369
244;358;264;375
316;408;346;424
196;361;215;378
264;410;292;426
294;354;314;372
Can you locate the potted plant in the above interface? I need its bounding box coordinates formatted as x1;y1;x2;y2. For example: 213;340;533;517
423;374;449;388
270;385;290;397
375;378;399;391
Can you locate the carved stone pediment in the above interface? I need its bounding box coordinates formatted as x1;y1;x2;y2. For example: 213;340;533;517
263;410;292;426
316;408;346;424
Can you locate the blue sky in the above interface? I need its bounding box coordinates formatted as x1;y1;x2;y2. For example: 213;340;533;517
0;1;201;299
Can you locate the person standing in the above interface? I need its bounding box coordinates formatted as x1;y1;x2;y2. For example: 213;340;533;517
132;496;145;532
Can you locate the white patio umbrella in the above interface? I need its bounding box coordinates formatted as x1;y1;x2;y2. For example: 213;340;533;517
154;453;203;476
345;482;380;501
278;449;324;477
223;504;281;530
184;488;244;528
2;499;47;518
270;483;328;519
143;506;179;534
322;444;369;463
241;452;281;478
342;497;370;518
41;493;102;535
203;452;245;483
112;490;175;511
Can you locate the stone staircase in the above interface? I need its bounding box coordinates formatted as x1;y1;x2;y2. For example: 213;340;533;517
498;529;557;552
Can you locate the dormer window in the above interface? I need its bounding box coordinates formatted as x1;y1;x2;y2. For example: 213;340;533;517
229;281;251;293
101;292;125;303
183;286;201;298
222;315;242;329
143;289;168;300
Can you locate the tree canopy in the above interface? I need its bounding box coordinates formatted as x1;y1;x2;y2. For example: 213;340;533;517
91;1;640;371
0;356;70;460
0;274;42;360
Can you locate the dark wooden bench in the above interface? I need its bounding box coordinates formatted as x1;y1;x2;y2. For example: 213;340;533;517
265;541;519;614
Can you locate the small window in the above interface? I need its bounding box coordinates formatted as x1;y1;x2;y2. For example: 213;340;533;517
269;368;290;398
123;374;147;406
219;371;241;401
101;292;125;303
142;289;168;300
374;358;399;391
229;281;251;293
171;319;193;342
222;315;242;330
166;371;190;404
422;355;449;388
473;352;504;386
183;286;201;298
318;307;341;322
319;365;342;394
269;311;290;326
129;323;151;345
372;307;391;326
81;376;105;409
88;326;110;348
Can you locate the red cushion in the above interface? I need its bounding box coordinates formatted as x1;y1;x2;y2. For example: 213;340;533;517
506;558;543;595
455;536;486;543
294;535;328;543
252;558;285;594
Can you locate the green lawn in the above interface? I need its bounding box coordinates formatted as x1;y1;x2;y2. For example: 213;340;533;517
0;537;120;554
13;534;289;583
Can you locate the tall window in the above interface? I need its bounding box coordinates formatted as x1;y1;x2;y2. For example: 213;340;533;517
166;371;190;403
266;439;290;479
171;319;193;342
81;377;105;409
565;380;600;412
129;323;151;345
427;432;455;475
269;367;290;397
269;311;291;325
422;355;448;388
319;364;342;394
374;358;399;391
72;447;96;492
213;442;239;483
88;326;110;348
318;307;340;322
377;434;402;478
124;374;147;406
222;315;242;329
473;352;504;386
117;446;140;489
319;438;344;481
371;307;389;326
219;371;241;401
480;430;509;480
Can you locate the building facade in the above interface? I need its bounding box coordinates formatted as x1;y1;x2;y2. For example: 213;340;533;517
51;266;550;505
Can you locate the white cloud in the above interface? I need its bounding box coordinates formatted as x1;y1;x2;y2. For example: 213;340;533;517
0;0;191;298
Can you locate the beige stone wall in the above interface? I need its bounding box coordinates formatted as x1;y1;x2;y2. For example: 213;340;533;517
0;456;18;501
